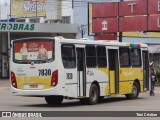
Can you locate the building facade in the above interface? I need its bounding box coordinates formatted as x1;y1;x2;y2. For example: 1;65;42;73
73;0;160;43
0;0;73;24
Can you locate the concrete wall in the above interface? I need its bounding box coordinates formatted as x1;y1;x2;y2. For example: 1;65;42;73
0;5;10;20
62;0;73;23
0;33;9;78
46;0;60;20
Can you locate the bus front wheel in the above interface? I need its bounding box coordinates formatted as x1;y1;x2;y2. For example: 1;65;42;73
45;96;63;105
125;82;140;100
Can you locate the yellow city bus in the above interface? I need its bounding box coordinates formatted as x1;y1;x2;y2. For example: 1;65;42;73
10;37;149;105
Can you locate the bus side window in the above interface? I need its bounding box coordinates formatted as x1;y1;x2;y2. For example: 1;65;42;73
86;45;96;68
131;48;141;67
61;44;76;68
97;46;107;68
119;47;130;67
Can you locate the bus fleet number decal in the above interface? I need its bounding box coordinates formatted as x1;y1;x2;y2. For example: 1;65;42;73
39;69;51;76
66;73;73;80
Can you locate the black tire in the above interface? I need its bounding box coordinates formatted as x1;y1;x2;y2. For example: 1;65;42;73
45;96;63;105
87;84;99;105
125;82;140;100
79;98;88;104
98;96;104;102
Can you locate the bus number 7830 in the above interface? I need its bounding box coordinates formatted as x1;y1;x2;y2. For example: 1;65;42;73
39;69;51;76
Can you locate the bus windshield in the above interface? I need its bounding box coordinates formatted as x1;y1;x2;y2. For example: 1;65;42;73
13;39;54;63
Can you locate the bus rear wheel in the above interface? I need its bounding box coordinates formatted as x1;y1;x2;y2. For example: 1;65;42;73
87;84;99;105
45;96;63;105
125;82;140;100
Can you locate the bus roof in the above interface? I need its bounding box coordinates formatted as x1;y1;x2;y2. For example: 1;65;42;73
11;37;148;48
54;37;148;48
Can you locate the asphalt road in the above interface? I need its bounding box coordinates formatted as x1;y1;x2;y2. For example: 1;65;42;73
0;80;160;120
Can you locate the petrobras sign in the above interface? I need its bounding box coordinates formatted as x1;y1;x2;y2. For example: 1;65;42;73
0;23;35;31
0;22;79;33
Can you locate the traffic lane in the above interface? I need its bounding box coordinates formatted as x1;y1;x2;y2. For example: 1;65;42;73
0;80;10;87
18;95;160;111
0;87;160;111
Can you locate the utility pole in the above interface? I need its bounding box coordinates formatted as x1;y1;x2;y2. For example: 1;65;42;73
72;0;74;9
7;14;10;77
10;0;11;18
81;24;87;38
36;0;38;23
81;25;84;38
118;0;123;42
7;14;10;55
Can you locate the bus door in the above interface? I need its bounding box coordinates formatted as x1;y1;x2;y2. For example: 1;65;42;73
76;48;86;97
108;49;119;94
142;50;149;90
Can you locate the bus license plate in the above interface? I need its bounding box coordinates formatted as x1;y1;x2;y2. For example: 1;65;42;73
23;84;44;89
30;84;38;88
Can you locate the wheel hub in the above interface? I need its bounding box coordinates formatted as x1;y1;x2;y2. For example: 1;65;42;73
132;85;137;96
